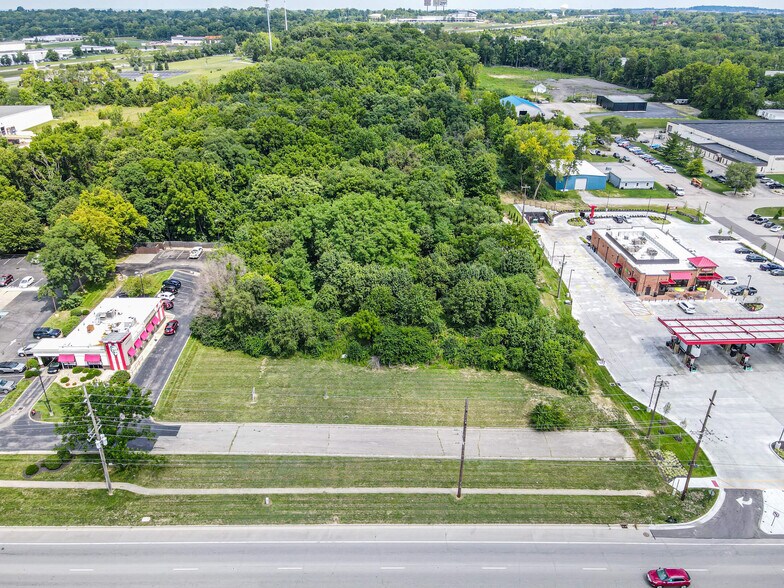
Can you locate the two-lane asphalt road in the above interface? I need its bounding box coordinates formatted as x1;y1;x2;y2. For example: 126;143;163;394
2;525;783;587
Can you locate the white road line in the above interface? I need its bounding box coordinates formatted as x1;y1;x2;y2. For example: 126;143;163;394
582;567;607;571
172;568;199;571
481;566;507;570
689;569;708;572
277;567;303;570
69;568;94;572
380;567;405;570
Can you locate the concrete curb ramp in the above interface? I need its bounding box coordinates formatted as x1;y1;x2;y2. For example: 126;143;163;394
0;480;653;497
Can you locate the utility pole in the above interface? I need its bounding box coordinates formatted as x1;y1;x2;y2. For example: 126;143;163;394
551;241;558;263
265;1;273;53
556;254;567;299
774;234;783;261
663;203;670;224
567;268;574;294
84;386;112;495
646;376;669;438
456;398;469;499
520;180;530;217
681;390;717;500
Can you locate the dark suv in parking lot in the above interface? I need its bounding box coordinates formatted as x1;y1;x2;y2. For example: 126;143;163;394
33;327;62;339
746;253;767;263
163;278;182;289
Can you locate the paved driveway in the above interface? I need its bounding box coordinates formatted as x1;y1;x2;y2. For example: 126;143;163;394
536;214;784;489
132;268;203;404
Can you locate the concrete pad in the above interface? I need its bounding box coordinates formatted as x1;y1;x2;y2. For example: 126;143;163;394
0;288;22;310
122;253;158;265
151;422;633;460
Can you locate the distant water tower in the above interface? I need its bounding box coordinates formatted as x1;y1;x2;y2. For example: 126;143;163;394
560;4;568;16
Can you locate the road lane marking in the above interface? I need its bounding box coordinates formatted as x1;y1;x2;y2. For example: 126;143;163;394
69;569;94;572
482;566;507;570
582;567;607;571
172;568;198;571
277;567;302;570
690;569;708;571
381;567;405;570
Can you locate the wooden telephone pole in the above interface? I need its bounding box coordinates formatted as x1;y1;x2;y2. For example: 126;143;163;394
681;390;717;501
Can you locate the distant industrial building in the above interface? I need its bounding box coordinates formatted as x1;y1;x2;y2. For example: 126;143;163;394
596;94;648;112
500;95;544;119
0;105;53;136
0;41;25;53
666;119;784;173
547;160;607;192
169;35;222;46
757;109;784;121
22;34;82;43
80;45;117;54
392;10;478;23
605;165;655;190
590;227;721;297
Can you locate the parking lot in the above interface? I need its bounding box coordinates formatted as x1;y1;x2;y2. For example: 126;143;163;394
0;255;51;382
536;213;784;489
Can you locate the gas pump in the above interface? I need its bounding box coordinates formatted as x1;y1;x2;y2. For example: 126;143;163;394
685;354;698;372
739;353;752;371
668;336;680;352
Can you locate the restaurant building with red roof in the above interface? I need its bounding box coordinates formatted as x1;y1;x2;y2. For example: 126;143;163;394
590;227;721;297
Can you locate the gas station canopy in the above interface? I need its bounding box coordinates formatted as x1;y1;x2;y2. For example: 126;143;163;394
658;316;784;346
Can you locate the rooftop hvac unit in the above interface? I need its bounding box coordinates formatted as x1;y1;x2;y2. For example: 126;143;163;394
646;248;658;257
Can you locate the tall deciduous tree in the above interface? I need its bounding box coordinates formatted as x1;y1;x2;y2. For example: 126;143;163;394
696;60;760;119
55;381;155;468
0;200;41;253
725;162;757;194
503;121;574;199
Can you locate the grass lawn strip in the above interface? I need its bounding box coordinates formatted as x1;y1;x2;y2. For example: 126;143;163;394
753;207;784;227
477;65;574;97
32;383;69;422
1;454;661;491
0;488;715;526
155;340;616;428
121;270;174;296
0;379;31;416
590;182;676;200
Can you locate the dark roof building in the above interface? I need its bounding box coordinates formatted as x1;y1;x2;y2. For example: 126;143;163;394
667;120;784;172
596;94;648;112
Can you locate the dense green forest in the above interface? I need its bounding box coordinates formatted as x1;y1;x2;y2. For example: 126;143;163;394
0;23;586;392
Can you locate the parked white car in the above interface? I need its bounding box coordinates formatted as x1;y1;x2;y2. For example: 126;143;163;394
18;276;35;288
677;301;696;314
718;276;737;285
17;343;37;357
188;246;203;259
156;291;176;302
770;225;782;233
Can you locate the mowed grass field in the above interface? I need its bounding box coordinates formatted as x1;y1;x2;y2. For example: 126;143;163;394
157;54;255;85
592;181;676;200
155;340;617;427
0;488;715;526
477;65;572;97
33;106;152;131
0;454;659;491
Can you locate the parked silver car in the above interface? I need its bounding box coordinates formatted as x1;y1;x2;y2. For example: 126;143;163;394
17;343;37;357
0;361;26;374
0;379;18;393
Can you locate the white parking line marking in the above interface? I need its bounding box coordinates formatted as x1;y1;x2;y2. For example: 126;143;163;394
172;568;199;571
690;569;708;572
277;567;303;570
381;567;405;570
69;568;94;572
481;566;507;570
582;567;607;571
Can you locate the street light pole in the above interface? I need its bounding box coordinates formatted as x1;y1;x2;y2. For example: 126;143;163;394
37;372;53;417
551;241;557;263
135;271;146;297
774;235;783;261
556;255;567;299
567;268;574;294
744;274;752;300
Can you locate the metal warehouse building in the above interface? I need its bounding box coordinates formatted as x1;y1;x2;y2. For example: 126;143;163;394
666;120;784;173
606;165;655;190
596;94;648;112
547;160;607;191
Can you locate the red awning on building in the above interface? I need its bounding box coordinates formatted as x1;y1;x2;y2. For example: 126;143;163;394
84;354;102;364
659;279;676;286
669;271;693;281
697;273;722;281
612;262;622;268
627;277;638;283
152;315;161;326
688;256;717;269
146;322;155;333
57;354;76;364
134;339;143;348
140;330;150;341
127;347;137;357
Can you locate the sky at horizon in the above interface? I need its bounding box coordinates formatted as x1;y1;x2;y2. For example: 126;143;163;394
7;2;784;12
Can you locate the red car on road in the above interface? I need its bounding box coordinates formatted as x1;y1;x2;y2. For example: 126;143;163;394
0;274;13;287
163;320;179;336
646;567;691;587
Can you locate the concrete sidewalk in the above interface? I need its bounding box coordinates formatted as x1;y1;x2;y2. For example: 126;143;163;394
149;422;635;461
0;480;652;497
